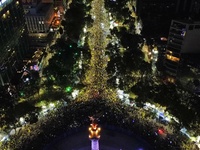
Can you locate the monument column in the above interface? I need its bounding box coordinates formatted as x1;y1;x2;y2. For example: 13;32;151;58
88;119;101;150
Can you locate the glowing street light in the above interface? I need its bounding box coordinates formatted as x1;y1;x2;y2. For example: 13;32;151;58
65;86;72;92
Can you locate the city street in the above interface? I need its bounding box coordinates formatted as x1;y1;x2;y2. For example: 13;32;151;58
0;0;200;150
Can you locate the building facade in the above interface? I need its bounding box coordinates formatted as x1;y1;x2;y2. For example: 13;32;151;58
0;0;29;86
20;0;55;49
136;0;179;37
165;20;200;81
136;0;200;37
22;0;54;34
176;0;200;20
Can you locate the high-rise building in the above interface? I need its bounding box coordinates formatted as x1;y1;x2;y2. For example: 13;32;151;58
136;0;179;37
0;0;29;86
136;0;200;37
165;20;200;81
176;0;200;20
21;0;55;48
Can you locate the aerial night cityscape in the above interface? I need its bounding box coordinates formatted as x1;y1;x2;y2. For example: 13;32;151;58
0;0;200;149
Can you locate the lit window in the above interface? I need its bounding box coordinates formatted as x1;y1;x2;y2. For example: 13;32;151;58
166;54;180;62
39;21;41;24
181;29;186;36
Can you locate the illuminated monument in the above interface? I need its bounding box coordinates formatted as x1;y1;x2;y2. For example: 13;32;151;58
88;117;101;150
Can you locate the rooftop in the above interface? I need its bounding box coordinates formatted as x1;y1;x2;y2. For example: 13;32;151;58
25;3;53;16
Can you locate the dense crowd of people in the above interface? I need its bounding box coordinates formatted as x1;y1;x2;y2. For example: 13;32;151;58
1;1;198;150
1;99;193;150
